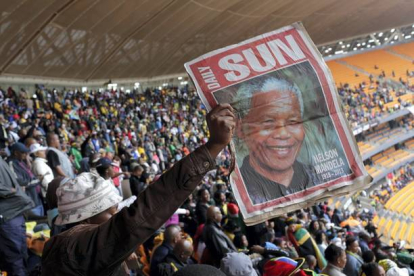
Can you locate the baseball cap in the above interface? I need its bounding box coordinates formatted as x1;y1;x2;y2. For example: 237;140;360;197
10;142;30;153
95;158;113;169
220;252;258;276
30;143;48;154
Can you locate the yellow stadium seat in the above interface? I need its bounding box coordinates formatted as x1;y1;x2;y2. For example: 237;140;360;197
383;219;393;238
390;220;400;240
398;222;408;241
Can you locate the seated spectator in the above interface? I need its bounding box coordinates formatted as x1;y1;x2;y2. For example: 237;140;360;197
286;219;326;270
315;231;328;254
362;250;376;264
343;236;364;276
150;225;182;275
322;244;347;276
46;133;75;178
201;206;236;267
232;233;249;253
361;262;386;276
359;231;371;254
195;188;210;225
30;143;53;199
129;164;146;196
155;239;194;276
304;255;318;272
378;259;410;276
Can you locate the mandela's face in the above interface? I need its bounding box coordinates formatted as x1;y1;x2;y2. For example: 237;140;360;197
239;90;304;173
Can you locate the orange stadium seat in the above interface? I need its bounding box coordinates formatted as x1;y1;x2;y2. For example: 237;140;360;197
339;50;413;82
326;61;370;88
391;42;414;59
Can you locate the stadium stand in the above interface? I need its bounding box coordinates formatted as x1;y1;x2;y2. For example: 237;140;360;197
0;5;413;272
391;42;414;59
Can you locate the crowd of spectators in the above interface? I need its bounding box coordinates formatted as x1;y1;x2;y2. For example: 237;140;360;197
0;84;413;276
370;164;413;207
337;80;413;128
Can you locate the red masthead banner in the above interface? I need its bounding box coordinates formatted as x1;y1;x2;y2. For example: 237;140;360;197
185;23;371;225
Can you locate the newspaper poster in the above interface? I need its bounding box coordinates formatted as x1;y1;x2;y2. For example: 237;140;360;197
184;23;372;225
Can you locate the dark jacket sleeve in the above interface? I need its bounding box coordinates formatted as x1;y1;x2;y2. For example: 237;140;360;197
41;145;216;276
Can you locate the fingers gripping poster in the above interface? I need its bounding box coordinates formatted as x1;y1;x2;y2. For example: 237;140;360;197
185;23;372;225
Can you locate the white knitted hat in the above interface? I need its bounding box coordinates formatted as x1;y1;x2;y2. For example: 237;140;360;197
55;172;122;225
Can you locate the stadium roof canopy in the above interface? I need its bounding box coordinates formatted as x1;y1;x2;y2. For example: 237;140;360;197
0;0;413;82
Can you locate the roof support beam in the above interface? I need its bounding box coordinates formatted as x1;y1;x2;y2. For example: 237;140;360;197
0;0;77;75
84;0;176;81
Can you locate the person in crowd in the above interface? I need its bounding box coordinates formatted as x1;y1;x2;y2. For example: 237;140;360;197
201;206;237;267
129;164;146;197
286;219;326;270
232;233;249;253
195;188;210;225
359;231;372;254
46;132;75;178
41;104;236;275
150;225;182;275
308;220;322;237
7;142;43;216
315;230;329;254
343;236;364;276
274;237;298;259
362;250;376;263
321;244;347;276
304;255;318;272
361;262;386;276
0;155;34;275
214;190;228;223
30;143;54;199
95;157;129;191
372;239;389;261
155;239;194;276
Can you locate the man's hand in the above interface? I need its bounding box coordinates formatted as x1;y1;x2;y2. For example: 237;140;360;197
205;104;236;158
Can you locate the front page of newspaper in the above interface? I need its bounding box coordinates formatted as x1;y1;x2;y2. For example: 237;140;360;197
185;22;372;225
